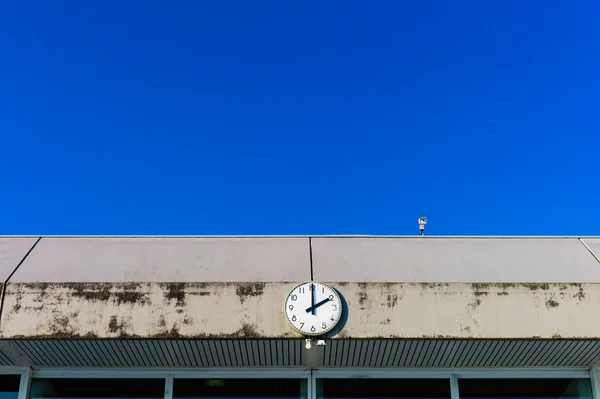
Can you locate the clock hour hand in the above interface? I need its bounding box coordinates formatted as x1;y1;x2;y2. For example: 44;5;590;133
305;298;331;313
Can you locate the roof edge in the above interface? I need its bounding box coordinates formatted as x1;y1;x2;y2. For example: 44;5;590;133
1;235;600;239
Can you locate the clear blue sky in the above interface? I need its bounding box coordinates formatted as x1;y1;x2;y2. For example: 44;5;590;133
1;1;599;236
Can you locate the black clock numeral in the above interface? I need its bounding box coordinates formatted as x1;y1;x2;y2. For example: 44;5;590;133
310;325;316;332
300;322;304;328
291;295;297;301
322;287;325;293
332;304;337;311
299;287;305;294
292;315;297;321
289;305;294;310
329;294;334;300
330;316;335;322
322;322;327;329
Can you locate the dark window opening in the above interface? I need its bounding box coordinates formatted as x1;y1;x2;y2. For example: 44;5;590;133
319;379;451;399
0;376;20;393
173;379;306;399
30;379;165;399
458;379;592;399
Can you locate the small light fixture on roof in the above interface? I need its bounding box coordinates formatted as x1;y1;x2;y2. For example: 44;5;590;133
418;217;427;236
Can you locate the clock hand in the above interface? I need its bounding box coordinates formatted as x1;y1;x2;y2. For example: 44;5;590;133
311;284;316;315
305;298;331;313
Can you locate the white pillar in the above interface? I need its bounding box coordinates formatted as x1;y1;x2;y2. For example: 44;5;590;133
17;367;32;399
308;370;317;399
591;368;600;399
164;375;174;399
450;375;460;399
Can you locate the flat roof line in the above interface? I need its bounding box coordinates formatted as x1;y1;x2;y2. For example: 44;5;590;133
1;235;600;239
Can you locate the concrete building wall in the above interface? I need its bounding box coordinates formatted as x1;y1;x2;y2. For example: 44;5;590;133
1;236;600;340
2;282;600;339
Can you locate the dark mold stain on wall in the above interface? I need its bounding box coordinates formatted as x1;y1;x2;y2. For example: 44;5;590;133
21;282;49;295
113;283;149;305
108;315;124;333
573;286;586;301
114;291;147;305
426;283;450;289
230;323;262;338
50;315;71;334
358;291;368;306
469;298;482;309
499;283;517;289
387;294;398;307
235;283;265;304
164;283;186;306
16;283;152;306
11;290;23;312
71;283;112;301
546;299;560;309
526;283;550;291
141;326;184;339
357;283;368;308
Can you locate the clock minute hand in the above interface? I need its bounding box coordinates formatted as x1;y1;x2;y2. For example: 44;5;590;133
311;285;316;315
305;298;331;313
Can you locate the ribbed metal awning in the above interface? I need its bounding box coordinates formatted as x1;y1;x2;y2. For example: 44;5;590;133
320;339;600;368
0;339;598;368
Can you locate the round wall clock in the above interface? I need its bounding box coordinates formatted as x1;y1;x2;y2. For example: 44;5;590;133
284;281;342;336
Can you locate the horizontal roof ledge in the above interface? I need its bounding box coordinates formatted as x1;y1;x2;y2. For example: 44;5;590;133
0;237;598;283
0;339;599;368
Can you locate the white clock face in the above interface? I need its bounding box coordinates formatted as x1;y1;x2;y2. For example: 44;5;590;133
284;281;342;336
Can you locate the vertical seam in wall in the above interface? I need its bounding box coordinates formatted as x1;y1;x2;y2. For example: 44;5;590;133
0;236;42;325
579;238;600;265
309;237;314;281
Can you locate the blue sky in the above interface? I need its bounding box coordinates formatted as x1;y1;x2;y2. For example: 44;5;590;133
1;1;599;235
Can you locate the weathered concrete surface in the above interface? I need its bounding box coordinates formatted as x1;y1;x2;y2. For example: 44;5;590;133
9;237;310;282
2;282;600;339
312;237;600;282
334;282;600;338
0;238;38;281
0;283;299;339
